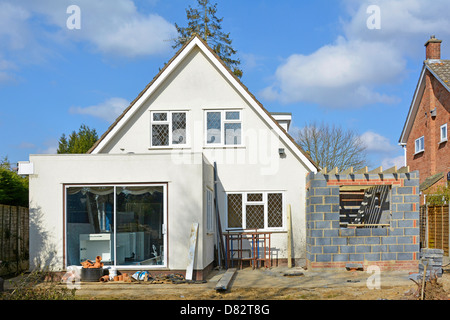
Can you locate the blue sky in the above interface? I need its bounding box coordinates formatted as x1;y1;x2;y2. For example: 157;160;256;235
1;0;450;169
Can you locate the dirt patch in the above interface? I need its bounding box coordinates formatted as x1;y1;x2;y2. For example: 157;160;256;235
69;266;450;300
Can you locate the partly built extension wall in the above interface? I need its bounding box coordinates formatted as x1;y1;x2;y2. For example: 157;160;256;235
305;167;420;271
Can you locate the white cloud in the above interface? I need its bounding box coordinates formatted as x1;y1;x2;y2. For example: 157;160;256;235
69;97;129;122
0;2;31;51
35;0;177;58
260;37;404;107
0;0;177;61
38;139;59;155
0;58;17;83
360;130;406;169
381;155;405;169
261;0;450;108
360;130;398;154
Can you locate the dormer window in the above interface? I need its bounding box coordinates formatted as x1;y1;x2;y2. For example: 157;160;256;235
205;110;242;146
150;111;187;147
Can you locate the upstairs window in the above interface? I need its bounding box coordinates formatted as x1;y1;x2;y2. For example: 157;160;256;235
415;136;424;154
151;111;187;147
440;123;448;143
206;110;242;146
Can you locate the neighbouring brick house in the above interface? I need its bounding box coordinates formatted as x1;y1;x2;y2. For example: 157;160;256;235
399;36;450;204
305;167;420;271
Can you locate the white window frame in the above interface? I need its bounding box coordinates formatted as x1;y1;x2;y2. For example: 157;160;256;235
204;109;243;147
64;183;168;270
415;136;424;154
440;123;448;143
226;191;285;231
150;111;189;148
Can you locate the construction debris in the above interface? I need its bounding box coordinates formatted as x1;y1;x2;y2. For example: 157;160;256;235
81;256;104;269
215;268;236;292
405;272;448;300
420;248;444;278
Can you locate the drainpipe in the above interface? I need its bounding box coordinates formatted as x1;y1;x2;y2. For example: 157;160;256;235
400;143;407;167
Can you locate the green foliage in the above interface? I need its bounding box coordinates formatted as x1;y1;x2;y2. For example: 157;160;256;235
0;157;28;207
0;269;76;300
173;0;243;78
57;124;98;154
425;185;450;206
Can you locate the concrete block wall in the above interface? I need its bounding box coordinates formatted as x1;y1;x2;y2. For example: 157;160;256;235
305;171;420;271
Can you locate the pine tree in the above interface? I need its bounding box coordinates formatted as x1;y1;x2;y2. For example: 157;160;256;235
57;124;98;154
173;0;243;78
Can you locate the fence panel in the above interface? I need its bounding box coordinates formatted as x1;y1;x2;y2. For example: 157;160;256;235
427;205;449;256
0;204;29;275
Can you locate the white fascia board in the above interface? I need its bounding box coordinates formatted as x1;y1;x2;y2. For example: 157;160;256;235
193;39;318;173
90;37;317;172
399;66;426;145
90;40;200;154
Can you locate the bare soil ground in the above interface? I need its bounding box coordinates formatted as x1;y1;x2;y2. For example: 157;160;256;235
67;266;450;300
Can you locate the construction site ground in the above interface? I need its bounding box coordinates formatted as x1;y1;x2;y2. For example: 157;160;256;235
34;265;450;301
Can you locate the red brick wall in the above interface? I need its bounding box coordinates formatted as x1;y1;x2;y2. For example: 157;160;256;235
406;70;450;187
426;41;442;60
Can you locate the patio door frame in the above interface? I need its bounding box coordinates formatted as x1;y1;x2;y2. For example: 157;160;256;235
63;182;168;269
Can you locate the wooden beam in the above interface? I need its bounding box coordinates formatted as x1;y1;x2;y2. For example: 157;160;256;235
215;268;237;292
382;166;397;174
397;166;410;173
287;205;292;268
329;167;339;175
368;166;382;174
341;167;354;175
355;166;368;174
319;167;327;174
186;223;199;281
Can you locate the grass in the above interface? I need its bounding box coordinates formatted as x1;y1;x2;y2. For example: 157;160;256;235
0;270;77;300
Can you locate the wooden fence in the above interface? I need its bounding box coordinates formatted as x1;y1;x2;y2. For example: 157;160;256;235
0;204;29;275
420;205;449;256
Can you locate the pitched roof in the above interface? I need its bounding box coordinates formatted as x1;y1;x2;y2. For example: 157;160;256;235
420;172;444;192
399;59;450;145
88;36;319;172
425;59;450;90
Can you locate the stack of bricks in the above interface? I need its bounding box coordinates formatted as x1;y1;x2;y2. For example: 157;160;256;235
419;248;444;278
305;170;420;271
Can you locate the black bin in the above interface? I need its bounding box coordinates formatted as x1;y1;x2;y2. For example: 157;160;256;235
81;268;104;282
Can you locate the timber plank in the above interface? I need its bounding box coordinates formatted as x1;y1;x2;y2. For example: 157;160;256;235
215;268;237;292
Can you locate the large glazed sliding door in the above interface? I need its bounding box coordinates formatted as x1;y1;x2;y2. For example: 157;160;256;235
66;184;166;268
115;186;164;266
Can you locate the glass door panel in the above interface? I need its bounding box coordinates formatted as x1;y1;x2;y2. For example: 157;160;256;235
115;186;164;266
66;186;115;266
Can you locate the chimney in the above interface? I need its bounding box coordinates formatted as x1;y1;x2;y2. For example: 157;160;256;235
425;35;442;60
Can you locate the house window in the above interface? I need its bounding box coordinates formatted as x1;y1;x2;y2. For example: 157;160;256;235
227;192;283;230
206;110;242;146
65;184;166;267
339;185;390;228
415;136;424;153
151;111;187;147
206;188;214;233
440;124;448;143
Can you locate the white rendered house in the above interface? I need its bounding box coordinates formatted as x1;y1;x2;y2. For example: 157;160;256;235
24;36;318;278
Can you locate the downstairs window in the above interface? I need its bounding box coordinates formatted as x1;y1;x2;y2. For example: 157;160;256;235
227;192;284;230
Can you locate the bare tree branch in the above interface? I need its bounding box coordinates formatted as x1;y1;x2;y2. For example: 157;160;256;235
296;122;368;171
